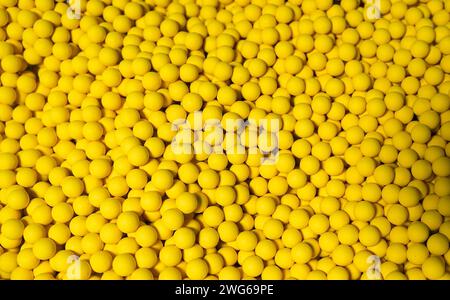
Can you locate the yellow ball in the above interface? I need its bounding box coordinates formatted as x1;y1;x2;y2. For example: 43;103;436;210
387;204;409;226
268;176;289;196
140;191;162;212
112;253;136;277
198;169;220;189
318;232;339;253
331;245;354;266
162;208;184;230
32;238;56;260
128;268;154;280
289;209;310;229
398;186;421;207
407;221;429;243
61;176;84;198
135;247;158;269
98;197;121;220
151;169;174;191
159;245;182;267
215;186;236;206
134;225;158;248
236;231;258;251
127;146;150;167
325;78;345;98
199;227;219;249
218;221;239;243
358;225;381;247
263;218;284;240
159;267;182;280
338;224;359;245
52;202;74;223
202;206;224;227
1;54;24;73
354;201;376;222
309;214;329;235
173;227;196;249
185;258;208;279
17;248;40;270
7;187;30;210
427;233;449;256
291;242;313;264
1;219;24;240
422;256;445;280
117;212;140;233
175;192;198;214
90;251;113;273
242;255;264;277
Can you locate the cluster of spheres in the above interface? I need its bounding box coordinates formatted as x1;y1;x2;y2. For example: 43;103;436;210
0;0;450;280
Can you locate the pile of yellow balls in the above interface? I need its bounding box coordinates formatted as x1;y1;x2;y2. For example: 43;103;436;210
0;0;449;280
